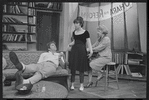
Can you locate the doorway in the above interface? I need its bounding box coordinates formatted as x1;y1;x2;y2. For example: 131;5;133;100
36;11;60;51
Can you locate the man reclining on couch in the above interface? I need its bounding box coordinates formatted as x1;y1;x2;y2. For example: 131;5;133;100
9;41;65;89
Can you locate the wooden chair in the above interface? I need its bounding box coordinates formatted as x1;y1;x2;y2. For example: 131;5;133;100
103;62;119;91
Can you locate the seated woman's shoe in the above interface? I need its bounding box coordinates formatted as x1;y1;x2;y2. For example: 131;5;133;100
9;51;23;71
84;82;93;88
95;75;104;87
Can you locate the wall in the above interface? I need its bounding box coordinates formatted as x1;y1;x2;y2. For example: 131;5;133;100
59;3;78;51
137;3;147;53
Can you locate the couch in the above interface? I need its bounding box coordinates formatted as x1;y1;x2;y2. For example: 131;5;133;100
3;50;70;90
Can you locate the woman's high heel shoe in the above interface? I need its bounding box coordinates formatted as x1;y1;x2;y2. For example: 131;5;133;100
95;76;104;87
84;82;93;88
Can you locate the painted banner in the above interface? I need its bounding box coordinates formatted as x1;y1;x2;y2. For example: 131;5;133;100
79;3;133;21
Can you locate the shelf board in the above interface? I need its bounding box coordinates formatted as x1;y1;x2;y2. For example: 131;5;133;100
3;13;27;16
27;41;36;43
2;32;27;34
6;3;28;7
28;15;36;17
2;22;28;25
128;59;143;61
128;64;146;66
30;7;62;12
27;32;36;34
3;41;26;43
28;24;36;26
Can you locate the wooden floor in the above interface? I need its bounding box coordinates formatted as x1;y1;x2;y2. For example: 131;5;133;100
67;74;146;98
3;74;146;98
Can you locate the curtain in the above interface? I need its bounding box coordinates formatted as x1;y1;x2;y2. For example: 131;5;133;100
78;2;141;52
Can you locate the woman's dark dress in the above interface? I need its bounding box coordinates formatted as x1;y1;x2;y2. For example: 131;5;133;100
69;30;90;74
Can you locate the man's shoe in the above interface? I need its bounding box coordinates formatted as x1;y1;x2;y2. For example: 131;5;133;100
15;71;23;89
9;51;23;71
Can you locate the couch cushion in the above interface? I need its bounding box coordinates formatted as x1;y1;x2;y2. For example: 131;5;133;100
3;51;44;69
3;69;34;80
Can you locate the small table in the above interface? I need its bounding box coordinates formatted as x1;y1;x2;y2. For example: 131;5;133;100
3;81;68;98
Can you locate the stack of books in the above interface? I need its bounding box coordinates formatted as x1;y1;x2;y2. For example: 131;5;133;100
3;16;23;23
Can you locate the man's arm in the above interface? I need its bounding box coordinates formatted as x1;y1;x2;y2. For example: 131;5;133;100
37;53;44;63
59;52;66;69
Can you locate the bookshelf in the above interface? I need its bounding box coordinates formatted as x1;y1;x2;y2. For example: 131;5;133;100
2;2;37;50
115;52;147;77
125;52;146;66
125;52;147;77
2;2;62;51
33;2;62;11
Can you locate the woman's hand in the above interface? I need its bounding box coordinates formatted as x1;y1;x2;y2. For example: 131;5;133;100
59;52;64;57
67;45;72;51
86;48;90;52
88;51;93;58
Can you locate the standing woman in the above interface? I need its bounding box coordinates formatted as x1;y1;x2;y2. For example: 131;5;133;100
68;16;93;91
85;25;112;88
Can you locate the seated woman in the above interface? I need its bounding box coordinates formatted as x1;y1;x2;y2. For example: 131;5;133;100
85;25;112;88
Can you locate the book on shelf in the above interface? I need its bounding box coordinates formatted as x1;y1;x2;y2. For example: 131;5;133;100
17;34;26;42
9;25;16;32
52;3;58;9
14;34;18;41
7;17;16;23
3;16;23;23
29;2;35;7
30;35;36;42
47;2;53;8
21;2;28;6
3;4;27;14
3;34;26;42
11;17;23;23
28;8;35;16
35;2;48;8
3;17;12;23
7;2;28;6
27;35;31;42
114;53;124;64
2;34;7;41
28;17;36;24
57;3;61;10
47;2;61;10
19;6;27;14
127;59;140;65
2;25;6;31
27;35;36;42
16;35;21;41
29;26;36;33
21;35;26;41
131;73;143;77
3;25;16;32
3;4;7;13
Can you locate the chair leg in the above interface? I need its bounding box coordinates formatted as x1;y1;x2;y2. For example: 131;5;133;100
114;65;119;89
104;65;109;91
